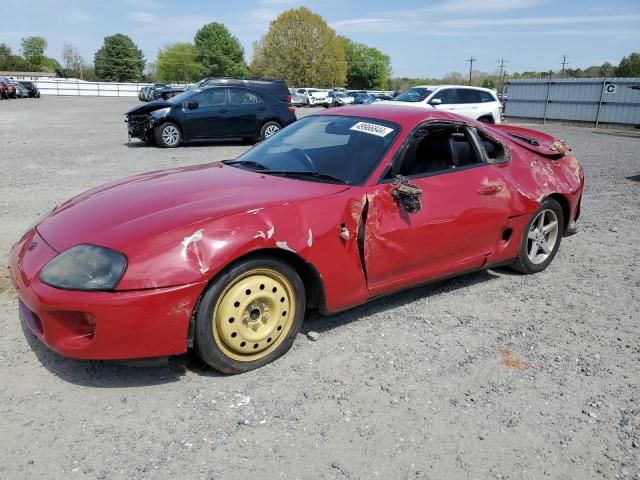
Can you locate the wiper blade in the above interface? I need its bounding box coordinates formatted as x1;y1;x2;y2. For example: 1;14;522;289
256;170;347;184
223;159;268;171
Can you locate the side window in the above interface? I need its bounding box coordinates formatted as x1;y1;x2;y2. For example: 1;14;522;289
229;89;264;105
396;126;483;177
479;91;496;103
472;128;508;163
456;89;481;104
194;89;227;107
431;89;455;104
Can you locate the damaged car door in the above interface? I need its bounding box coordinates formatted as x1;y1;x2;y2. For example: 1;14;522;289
362;123;511;294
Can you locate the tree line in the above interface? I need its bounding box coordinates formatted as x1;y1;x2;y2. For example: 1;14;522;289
1;7;639;89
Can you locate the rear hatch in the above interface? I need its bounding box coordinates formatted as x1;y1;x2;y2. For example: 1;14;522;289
489;125;571;158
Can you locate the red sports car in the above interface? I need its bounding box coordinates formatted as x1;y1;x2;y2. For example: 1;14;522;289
9;105;584;374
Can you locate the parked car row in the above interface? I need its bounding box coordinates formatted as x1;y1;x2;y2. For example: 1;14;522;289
0;77;40;99
138;83;187;102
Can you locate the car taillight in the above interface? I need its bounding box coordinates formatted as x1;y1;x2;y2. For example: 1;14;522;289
287;104;295;113
285;94;291;104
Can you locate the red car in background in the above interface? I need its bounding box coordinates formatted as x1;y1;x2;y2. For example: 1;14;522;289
0;76;16;99
9;105;584;374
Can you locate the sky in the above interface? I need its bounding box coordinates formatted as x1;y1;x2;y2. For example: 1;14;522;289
1;0;639;78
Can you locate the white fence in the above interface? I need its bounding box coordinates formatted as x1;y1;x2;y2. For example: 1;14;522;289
35;80;149;97
34;80;187;97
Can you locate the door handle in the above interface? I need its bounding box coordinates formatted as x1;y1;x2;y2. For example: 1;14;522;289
219;109;229;113
477;184;503;195
257;106;266;111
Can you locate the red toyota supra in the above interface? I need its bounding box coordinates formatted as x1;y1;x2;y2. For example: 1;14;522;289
9;105;584;374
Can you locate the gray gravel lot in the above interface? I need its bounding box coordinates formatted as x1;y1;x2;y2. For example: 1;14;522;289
0;96;639;480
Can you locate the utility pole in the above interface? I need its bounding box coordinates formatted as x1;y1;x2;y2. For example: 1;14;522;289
497;58;508;95
467;57;476;85
560;54;569;77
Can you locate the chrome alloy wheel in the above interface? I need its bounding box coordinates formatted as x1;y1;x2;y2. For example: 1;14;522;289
527;209;559;265
161;125;179;146
264;124;280;138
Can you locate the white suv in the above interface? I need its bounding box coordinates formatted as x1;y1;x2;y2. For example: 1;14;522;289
384;85;502;124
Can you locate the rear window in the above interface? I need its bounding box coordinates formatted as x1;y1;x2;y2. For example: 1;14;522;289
455;89;481;104
479;91;497;103
394;87;434;103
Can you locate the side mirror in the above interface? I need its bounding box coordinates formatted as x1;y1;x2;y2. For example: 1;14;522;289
429;98;442;105
187;101;199;110
390;176;422;214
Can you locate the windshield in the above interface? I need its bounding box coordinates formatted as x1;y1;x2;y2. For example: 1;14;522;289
167;89;199;104
394;87;434;103
227;115;399;185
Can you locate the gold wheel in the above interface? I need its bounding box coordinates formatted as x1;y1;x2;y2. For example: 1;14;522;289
212;268;296;362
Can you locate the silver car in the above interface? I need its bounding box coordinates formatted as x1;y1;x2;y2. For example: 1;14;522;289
11;82;29;98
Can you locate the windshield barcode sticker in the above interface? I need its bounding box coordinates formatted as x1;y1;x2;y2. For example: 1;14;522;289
350;122;394;137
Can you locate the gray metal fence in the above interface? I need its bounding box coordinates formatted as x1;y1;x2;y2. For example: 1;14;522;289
504;78;640;127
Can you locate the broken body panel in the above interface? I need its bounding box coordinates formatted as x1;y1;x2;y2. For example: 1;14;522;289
9;106;584;360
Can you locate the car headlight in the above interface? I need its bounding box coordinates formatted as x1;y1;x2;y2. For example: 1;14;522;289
40;244;127;291
151;107;170;118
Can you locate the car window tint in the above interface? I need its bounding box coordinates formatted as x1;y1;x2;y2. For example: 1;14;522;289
394;87;434;103
455;89;481;104
479;91;496;103
229;89;264;105
195;89;227;107
431;89;455;104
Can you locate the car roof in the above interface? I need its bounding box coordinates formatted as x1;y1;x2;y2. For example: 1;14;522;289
313;104;472;129
410;84;497;93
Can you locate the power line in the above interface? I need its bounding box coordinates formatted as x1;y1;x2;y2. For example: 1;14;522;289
466;56;476;85
560;54;569;77
497;58;508;95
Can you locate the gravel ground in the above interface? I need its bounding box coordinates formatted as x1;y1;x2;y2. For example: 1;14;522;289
0;96;638;480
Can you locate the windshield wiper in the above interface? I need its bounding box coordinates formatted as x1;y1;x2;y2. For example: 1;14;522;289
223;159;269;171
255;170;347;184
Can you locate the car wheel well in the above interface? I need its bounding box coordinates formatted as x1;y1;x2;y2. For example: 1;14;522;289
544;193;570;234
477;114;495;124
187;249;325;349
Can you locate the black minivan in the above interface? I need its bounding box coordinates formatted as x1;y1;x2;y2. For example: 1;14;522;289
126;85;297;148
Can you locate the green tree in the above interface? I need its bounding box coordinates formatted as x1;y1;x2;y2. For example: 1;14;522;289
194;23;247;77
481;78;496;89
157;42;205;82
616;52;640;77
341;37;391;89
250;7;346;87
21;36;47;65
94;34;145;82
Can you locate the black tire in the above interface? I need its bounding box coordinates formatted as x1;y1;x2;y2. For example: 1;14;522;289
260;121;282;141
154;122;181;148
195;256;306;374
478;115;494;124
511;198;565;274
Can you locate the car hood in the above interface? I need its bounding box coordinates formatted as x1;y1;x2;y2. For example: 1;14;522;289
37;162;349;253
126;100;172;115
379;100;429;108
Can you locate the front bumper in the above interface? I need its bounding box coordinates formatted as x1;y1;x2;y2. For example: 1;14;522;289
126;114;155;139
8;228;207;360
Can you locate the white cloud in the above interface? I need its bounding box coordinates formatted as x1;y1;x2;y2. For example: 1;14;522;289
68;10;96;23
441;13;640;28
128;11;160;23
121;0;161;8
